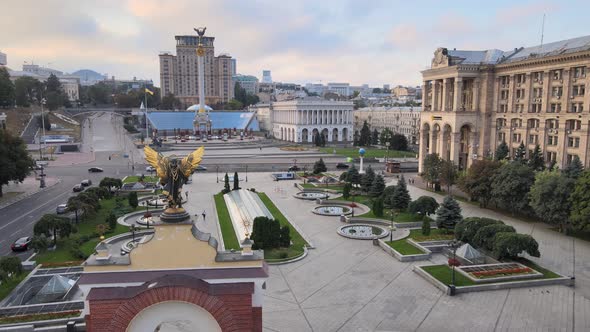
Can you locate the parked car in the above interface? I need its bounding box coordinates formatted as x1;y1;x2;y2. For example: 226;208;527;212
193;165;208;172
73;184;84;192
11;237;31;252
56;203;68;214
188;136;197;140
336;163;350;169
81;179;92;187
288;165;300;172
146;166;156;172
88;167;104;173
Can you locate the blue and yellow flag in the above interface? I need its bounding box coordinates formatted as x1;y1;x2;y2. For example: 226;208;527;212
145;88;154;95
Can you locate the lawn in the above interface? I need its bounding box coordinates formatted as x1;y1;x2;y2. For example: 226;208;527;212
320;147;415;159
258;192;308;260
409;228;455;242
213;193;240;250
421;265;476;286
0;311;81;324
300;183;344;191
123;175;159;183
385;239;425;255
0;272;30;301
513;258;561;279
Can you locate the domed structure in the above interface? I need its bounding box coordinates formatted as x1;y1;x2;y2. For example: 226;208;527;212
186;104;213;112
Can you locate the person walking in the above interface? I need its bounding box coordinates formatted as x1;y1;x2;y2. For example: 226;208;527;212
202;210;206;221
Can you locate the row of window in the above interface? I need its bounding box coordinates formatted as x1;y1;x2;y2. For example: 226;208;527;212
501;133;581;148
496;119;582;130
499;85;585;100
499;67;587;85
498;102;585;113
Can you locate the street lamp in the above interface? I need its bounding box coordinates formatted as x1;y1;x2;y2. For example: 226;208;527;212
246;165;248;182
385;141;390;163
130;224;136;242
449;239;461;296
39;98;47;160
389;223;396;242
216;165;219;183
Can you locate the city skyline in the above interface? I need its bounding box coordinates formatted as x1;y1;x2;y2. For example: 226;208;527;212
2;0;588;87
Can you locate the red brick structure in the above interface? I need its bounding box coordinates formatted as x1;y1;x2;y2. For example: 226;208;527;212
85;274;261;332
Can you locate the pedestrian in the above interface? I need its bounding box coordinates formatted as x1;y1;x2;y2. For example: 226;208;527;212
260;146;262;151
185;191;189;200
202;210;206;221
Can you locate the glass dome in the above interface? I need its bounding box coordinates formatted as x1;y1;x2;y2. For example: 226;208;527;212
186;104;213;112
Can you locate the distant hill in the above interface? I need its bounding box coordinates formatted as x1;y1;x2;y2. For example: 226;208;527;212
71;69;105;84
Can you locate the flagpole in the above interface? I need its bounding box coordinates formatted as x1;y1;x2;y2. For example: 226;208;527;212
145;86;148;140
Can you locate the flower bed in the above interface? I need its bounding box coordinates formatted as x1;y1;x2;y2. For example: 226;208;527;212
458;262;543;283
471;267;532;278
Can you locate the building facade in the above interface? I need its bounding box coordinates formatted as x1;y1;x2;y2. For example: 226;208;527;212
233;74;259;95
354;106;421;144
262;70;272;83
159;34;233;106
8;67;80;102
0;51;6;66
272;97;353;143
419;35;590;172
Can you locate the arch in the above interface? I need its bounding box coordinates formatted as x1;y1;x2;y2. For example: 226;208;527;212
321;128;329;142
442;124;452;160
459;124;472;170
302;128;309;143
127;301;222;332
342;128;349;142
332;128;339;142
431;124;441;156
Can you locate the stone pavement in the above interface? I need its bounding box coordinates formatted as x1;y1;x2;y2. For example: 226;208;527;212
0;175;60;210
47;152;95;167
184;172;590;331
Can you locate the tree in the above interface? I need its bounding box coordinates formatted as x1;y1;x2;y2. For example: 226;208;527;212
369;175;385;197
529;170;575;233
472;224;516;251
251;217;284;249
33;214;71;246
563;155;584;179
128;192;138;209
233;172;240;190
279;225;291;247
569;170;590;230
0;257;23;276
514;142;527;163
391;175;411;211
422;153;442;188
371;129;379;145
30;235;50;253
390;134;408;151
436;196;462;231
455;217;503;243
422;217;431;235
225;99;244;110
0;67;15;107
360;166;375;193
223;173;230;193
458;159;501;208
491;162;535;215
347;164;361;187
342;182;351;199
372;87;382;93
0;130;35;197
38;113;51;131
313;158;327;174
439;160;458;193
14;76;43;107
372;197;384;217
45;74;65;110
495;141;509;161
67;196;85;223
115;92;140;108
408;196;439;216
99;177;122;190
493;233;540;259
359;121;371;146
528;144;545;171
382;185;396;207
77;191;100;212
87;82;111;105
379;128;393;147
107;212;117;231
161;93;181;110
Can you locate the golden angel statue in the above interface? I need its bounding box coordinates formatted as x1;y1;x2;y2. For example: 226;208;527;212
144;146;204;210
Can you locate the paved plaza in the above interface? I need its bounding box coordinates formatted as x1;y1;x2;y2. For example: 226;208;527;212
184;172;590;332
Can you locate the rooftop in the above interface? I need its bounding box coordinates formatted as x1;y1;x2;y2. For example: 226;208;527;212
147;111;259;131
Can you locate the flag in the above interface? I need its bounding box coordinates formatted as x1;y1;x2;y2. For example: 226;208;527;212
145;88;154;95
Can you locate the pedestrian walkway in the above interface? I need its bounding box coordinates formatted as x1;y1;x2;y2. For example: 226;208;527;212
48;152;95;167
0;175;60;210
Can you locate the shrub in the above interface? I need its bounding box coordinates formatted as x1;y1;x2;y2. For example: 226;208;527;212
435;196;462;231
472;224;516;251
30;235;50;253
421;218;431;236
69;242;87;260
493;233;540;260
342;183;351;199
372;197;384;217
0;257;23;275
455;217;503;243
107;212;117;231
279;251;289;259
313;158;327;174
408;196;439;216
127;192;138;209
251;217;282;250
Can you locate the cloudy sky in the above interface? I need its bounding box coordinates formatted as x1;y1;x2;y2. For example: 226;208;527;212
2;0;588;87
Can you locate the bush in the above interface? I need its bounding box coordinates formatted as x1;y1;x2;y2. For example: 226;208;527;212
251;216;290;250
124;123;138;133
0;257;23;275
69;242;87;260
408;196;439;216
372;197;384;217
435;196;462;231
455;217;503;243
279;251;289;259
472;224;516;251
493;233;540;260
128;192;138;209
313;158;327;174
30;235;50;253
342;183;351;199
106;212;117;231
422;218;431;236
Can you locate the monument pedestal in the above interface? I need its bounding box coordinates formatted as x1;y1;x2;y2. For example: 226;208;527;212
160;207;190;223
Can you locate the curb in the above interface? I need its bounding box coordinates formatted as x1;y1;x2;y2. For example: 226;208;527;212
267;246;309;265
0;178;62;210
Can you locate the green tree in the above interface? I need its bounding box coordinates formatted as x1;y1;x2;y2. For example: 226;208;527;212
372;197;384;217
569;170;590;230
563;155;584;179
0;67;15;107
313;158;327;174
0;257;23;276
161;93;181;110
528;144;545;171
38;113;51;131
128;191;139;209
0;130;35;197
472;224;516;251
529;170;574;233
347;164;361;187
369;174;385;197
225;99;244;110
382;185;396;207
342;182;351;199
391;175;411;211
30;235;49;253
371;129;379;145
495;141;509;161
514;142;527;163
408;196;439;216
45;74;66;110
422;153;442;188
455;217;503;243
493;233;540;259
379;128;393;147
67;196;85;223
251;216;283;249
233;171;240;190
359;121;371;146
435;196;462;231
115;92;140;108
360;166;375;193
390;134;408;151
14;76;43;107
279;225;291;247
99;177;122;190
87;82;111;105
439;160;458;193
491;162;535;215
458;159;501;208
33;214;71;246
223;173;230;193
107;212;117;231
422;218;431;236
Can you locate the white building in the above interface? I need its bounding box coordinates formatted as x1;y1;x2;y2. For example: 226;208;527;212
354;106;421;145
327;82;351;96
0;52;6;66
304;83;326;96
262;70;272;83
22;64;63;76
7;68;80;102
249;103;272;132
272;97;353;143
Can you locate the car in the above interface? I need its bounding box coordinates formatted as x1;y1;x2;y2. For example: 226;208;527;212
11;237;31;252
73;184;84;192
188;136;197;140
288;165;300;172
336;163;350;169
81;179;92;187
33;164;44;171
88;167;104;173
146;166;156;172
56;203;68;214
193;165;207;172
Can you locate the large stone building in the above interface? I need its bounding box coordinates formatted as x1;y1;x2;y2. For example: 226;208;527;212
354;106;421;145
419;35;590;172
159;33;233;106
8;65;80;102
271;97;354;143
234;74;259;95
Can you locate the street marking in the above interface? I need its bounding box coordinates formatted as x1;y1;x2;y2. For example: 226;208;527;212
10;231;19;237
0;189;71;232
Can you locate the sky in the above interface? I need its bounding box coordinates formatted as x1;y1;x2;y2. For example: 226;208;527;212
2;0;589;87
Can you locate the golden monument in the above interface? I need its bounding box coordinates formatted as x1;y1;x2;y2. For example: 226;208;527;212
144;146;204;222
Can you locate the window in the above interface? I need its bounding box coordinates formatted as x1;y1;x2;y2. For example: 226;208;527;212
553;69;562;80
548;135;558;146
530;103;542;113
515;74;526;84
511;118;522;128
566;120;582;131
568;137;580;148
572;85;585;96
546;119;559;129
573;67;586;78
516;89;525;99
569;103;584;113
528;134;539;145
500;90;509;100
552;87;563;97
532;88;543;98
567;154;577;165
496;118;506;128
498;132;506;142
533;71;543;82
500;76;510;87
547;151;557;162
527;119;539;128
512;133;522;142
549;103;562;113
499;104;508;113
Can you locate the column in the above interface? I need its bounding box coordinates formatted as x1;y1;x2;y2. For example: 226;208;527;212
422;82;429;110
441;78;448;112
431;80;439;111
449;132;461;165
562;69;571;113
473;79;480;112
542;71;551;113
418;128;427;172
453;78;463;112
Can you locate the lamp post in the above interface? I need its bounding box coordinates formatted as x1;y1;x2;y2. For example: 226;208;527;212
449;239;460;296
216;165;219;183
39;98;47;160
389;223;396;242
246;165;248;182
130;224;136;242
385;141;390;163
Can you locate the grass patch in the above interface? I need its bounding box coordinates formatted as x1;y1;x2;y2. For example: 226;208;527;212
386;239;425;255
409;228;455;242
0;272;30;301
213;193;241;250
320;147;415;159
300;183;344;191
422;265;476;286
0;192;24;203
258;192;308;260
123;175;159;183
513;258;561;279
0;310;81;324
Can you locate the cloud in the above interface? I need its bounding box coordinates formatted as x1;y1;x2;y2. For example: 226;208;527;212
495;1;558;25
388;23;420;49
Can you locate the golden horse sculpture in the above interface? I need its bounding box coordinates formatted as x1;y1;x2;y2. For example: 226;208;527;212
144;146;204;218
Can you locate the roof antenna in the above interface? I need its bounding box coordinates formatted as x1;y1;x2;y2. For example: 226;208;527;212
540;14;546;51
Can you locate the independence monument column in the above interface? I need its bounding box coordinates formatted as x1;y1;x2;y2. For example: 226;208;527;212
193;27;211;140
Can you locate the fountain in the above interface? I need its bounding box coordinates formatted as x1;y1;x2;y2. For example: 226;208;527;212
337;224;389;240
313;205;352;216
